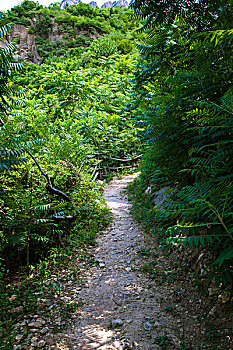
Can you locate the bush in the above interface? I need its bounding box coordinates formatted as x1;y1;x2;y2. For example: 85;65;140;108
117;39;133;54
90;37;117;58
34;13;52;36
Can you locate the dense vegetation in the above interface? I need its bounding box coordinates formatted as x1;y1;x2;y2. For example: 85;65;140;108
0;2;145;346
129;0;233;285
0;1;143;270
6;0;141;61
0;0;232;347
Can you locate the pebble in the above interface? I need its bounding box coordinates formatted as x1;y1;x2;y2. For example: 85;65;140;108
126;319;132;323
112;319;124;327
208;306;217;317
15;334;24;342
112;341;122;348
45;336;54;345
82;308;90;312
13;306;23;313
129;304;137;308
40;327;48;334
31;337;38;342
218;291;231;304
31;328;39;333
144;321;153;331
37;319;46;325
29;322;42;328
9;295;17;302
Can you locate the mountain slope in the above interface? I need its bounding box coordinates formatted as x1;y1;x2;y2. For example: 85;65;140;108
4;1;138;63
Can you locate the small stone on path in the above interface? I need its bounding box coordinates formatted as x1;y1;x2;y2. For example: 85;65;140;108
112;319;124;327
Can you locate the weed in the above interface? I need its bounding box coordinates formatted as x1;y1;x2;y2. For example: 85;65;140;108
204;330;219;341
137;247;151;257
155;335;170;349
164;304;176;313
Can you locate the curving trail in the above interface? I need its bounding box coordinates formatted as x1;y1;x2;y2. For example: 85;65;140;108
60;174;182;350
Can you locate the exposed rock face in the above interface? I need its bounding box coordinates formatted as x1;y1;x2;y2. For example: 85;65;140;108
101;0;128;8
0;19;102;64
89;1;97;8
2;0;128;64
60;0;81;10
0;24;40;64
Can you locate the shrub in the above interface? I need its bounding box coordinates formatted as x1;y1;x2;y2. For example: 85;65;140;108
89;37;117;58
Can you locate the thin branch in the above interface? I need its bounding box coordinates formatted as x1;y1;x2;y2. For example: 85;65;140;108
27;151;71;202
108;165;136;170
45;183;71;202
27;150;50;182
77;159;85;176
110;154;143;162
92;171;99;182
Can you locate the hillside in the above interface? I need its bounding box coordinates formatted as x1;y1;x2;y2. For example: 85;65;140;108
3;0;138;63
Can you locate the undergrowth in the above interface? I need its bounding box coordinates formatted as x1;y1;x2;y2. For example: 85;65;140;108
128;177;233;349
0;207;111;349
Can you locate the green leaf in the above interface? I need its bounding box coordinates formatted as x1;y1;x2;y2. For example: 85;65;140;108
214;247;233;267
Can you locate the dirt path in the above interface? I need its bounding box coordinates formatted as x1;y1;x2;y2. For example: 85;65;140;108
59;174;183;350
10;174;233;349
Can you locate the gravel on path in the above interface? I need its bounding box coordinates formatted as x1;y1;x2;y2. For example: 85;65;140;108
60;174;183;350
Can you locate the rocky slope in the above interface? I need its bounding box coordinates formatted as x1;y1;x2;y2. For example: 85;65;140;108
0;24;40;64
1;20;101;64
3;0;130;64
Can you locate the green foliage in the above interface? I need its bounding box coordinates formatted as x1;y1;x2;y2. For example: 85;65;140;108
0;50;143;270
0;24;26;172
0;1;144;274
0;4;144;348
0;160;109;265
117;38;133;54
35;13;52;36
131;0;233;283
6;0;43;26
89;36;117;58
155;335;170;349
214;247;233;267
67;3;96;17
6;1;141;62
